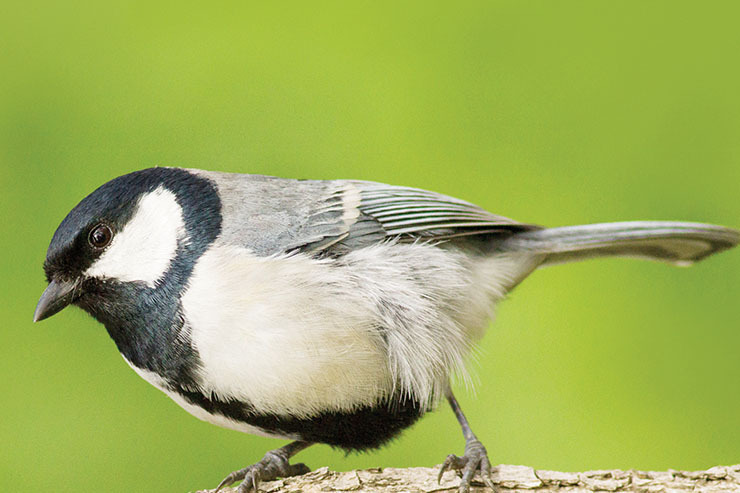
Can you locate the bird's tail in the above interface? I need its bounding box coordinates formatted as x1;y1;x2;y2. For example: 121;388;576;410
498;221;740;267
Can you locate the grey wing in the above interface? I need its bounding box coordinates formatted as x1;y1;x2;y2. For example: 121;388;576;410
200;170;538;256
291;180;540;255
200;171;357;256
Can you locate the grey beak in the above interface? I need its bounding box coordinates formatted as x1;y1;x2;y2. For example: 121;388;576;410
34;279;79;322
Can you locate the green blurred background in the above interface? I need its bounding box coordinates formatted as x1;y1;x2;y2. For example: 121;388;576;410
2;1;739;491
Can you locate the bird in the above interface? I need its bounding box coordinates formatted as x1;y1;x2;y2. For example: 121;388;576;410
34;167;739;493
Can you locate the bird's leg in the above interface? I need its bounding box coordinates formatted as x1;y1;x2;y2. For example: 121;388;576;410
215;440;312;493
438;387;496;492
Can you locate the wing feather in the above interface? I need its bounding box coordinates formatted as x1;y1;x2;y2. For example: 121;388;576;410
296;181;538;253
197;170;538;256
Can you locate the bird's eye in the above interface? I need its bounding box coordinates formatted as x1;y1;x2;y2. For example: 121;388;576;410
88;224;113;249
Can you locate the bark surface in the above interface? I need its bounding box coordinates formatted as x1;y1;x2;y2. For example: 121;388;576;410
198;464;740;492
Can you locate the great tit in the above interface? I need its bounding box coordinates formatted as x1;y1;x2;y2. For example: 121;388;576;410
35;167;739;492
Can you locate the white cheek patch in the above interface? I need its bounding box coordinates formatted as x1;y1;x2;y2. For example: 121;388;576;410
85;186;186;287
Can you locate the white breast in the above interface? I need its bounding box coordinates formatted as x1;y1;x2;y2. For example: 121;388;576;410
182;245;394;418
181;242;538;419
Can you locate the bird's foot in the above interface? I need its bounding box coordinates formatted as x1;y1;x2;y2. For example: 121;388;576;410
437;438;496;492
214;448;310;493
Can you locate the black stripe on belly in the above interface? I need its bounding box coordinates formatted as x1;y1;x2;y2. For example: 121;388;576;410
177;389;427;451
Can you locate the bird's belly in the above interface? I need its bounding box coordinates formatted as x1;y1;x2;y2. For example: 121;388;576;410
123;334;424;451
121;356;297;439
168;383;427;450
181;247;394;418
124;353;423;449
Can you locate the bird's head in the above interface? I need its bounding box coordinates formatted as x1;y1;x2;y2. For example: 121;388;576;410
34;167;221;324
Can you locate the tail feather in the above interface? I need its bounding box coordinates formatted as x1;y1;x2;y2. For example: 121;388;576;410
499;221;740;266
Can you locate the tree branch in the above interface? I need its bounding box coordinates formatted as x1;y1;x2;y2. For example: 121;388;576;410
198;464;740;492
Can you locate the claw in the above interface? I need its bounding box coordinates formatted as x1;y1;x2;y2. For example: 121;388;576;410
437;439;496;492
438;454;463;483
215;447;310;493
215;467;248;492
235;467;260;493
251;469;260;492
480;456;495;490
